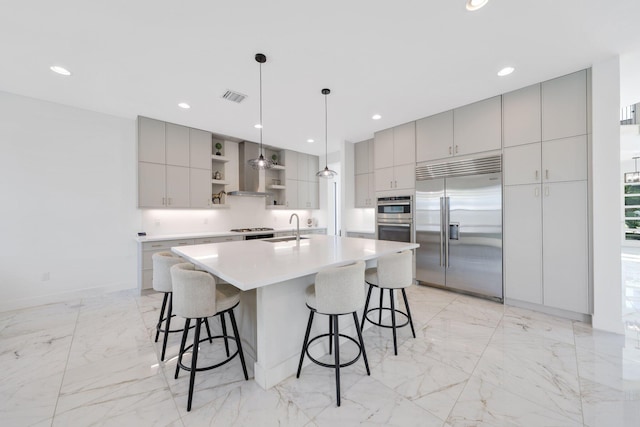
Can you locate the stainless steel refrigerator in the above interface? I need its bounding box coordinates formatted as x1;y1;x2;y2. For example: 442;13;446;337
415;155;503;300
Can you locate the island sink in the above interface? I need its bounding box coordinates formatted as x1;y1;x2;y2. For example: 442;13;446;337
264;236;309;243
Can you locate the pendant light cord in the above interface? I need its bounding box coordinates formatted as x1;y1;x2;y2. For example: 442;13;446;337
259;61;263;155
324;92;328;164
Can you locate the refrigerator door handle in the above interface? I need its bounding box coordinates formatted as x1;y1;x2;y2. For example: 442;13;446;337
439;196;445;266
445;196;450;268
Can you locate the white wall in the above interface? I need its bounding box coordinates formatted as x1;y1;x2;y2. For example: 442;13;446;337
341;141;376;234
591;57;624;334
0;91;140;311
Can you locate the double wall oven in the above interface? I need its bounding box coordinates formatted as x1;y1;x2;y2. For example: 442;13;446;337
376;196;414;243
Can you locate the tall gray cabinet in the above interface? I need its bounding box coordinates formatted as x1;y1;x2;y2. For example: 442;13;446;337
503;70;590;315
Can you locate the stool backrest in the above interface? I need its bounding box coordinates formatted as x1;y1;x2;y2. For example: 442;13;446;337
170;263;217;319
152;252;183;293
377;250;413;289
315;260;365;314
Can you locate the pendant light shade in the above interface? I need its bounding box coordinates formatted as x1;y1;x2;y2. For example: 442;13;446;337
248;53;273;170
316;88;337;179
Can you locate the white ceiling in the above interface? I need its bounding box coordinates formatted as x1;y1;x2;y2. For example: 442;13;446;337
2;0;640;155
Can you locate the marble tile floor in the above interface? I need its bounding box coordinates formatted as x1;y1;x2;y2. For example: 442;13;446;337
2;285;640;427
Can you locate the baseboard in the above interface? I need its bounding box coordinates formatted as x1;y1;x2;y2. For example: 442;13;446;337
504;298;592;323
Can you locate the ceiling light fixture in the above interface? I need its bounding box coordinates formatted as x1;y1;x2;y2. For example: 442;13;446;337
316;88;337;179
372;114;382;120
466;0;488;11
178;102;191;109
50;65;71;76
497;66;515;77
248;53;273;170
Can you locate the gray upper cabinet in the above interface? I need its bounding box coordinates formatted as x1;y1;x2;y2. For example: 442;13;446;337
298;153;310;180
542;70;587;141
165;123;189;167
355;139;374;175
374;128;394;170
286;151;298;180
416;110;453;162
503;84;541;148
454;96;502;156
138;117;165;164
393;122;416;166
189;128;212;170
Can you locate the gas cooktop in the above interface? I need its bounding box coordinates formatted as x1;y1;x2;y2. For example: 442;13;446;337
230;227;275;232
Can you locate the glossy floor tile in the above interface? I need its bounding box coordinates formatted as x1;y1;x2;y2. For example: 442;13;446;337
2;280;640;426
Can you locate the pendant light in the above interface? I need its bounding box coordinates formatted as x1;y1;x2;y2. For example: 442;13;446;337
248;53;273;170
316;88;337;178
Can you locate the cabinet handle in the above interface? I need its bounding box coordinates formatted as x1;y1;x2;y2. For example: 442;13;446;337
390;181;393;188
162;197;166;205
534;187;539;197
544;186;549;197
455;145;459;154
178;242;188;245
545;169;549;180
152;244;162;248
449;146;452;155
535;170;539;180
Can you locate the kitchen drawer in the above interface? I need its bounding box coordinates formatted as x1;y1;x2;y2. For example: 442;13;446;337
142;269;153;290
142;239;194;251
347;232;375;239
194;235;243;244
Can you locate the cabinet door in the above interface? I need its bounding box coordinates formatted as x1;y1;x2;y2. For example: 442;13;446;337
454;96;502;156
393;122;416;166
297;180;309;209
298;153;309;181
285;150;298;180
308;155;319;182
394;163;415;190
355;174;369;207
503;83;541;148
189;168;211;208
503;184;543;304
165;123;190;167
308;180;319;209
416;110;454;162
285;179;299;208
138;117;165;164
542;180;589;314
355;140;371;175
542;70;587;141
138;162;166;207
503;143;541;186
189;128;212;170
374;128;394;169
542;135;587;183
374;167;394;192
368;173;375;206
166;165;190;207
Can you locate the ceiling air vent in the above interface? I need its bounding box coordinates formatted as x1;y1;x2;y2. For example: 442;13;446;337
222;90;247;103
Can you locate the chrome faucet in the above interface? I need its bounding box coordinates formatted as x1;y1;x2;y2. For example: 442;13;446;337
289;213;300;242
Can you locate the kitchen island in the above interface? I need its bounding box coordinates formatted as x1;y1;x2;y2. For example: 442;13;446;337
172;234;418;389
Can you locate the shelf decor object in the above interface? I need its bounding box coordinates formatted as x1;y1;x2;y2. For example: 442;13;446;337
215;142;223;156
316;88;338;178
248;53;273;170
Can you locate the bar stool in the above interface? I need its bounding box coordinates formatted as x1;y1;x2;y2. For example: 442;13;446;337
296;261;369;407
361;250;415;355
170;262;248;412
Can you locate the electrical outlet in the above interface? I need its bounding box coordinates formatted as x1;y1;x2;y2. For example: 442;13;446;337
41;272;50;281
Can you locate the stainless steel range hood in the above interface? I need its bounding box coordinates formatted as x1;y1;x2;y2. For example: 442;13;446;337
227;141;270;197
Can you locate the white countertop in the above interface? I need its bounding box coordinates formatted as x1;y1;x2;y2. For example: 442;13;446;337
136;227;327;242
172;234;418;291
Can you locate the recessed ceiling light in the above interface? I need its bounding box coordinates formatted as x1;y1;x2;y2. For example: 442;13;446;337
50;65;71;76
497;66;515;77
254;124;263;129
466;0;488;11
307;139;314;143
372;114;382;120
178;102;191;109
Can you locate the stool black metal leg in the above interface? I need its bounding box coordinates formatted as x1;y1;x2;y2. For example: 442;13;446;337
160;293;173;361
175;318;191;379
155;293;168;342
296;310;314;378
187;318;201;412
333;314;341;406
390;289;398;355
361;284;372;330
328;315;333;355
378;288;384;325
229;310;248;381
353;312;370;375
203;318;213;343
220;313;230;356
401;288;416;338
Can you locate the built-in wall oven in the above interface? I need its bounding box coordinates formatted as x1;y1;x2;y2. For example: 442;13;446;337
376;196;414;243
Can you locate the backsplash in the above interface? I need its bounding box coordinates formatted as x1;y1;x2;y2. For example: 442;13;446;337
141;195;324;236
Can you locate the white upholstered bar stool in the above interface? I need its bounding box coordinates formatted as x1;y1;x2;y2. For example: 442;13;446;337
361;250;416;355
152;252;213;361
170;262;248;412
296;260;369;407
